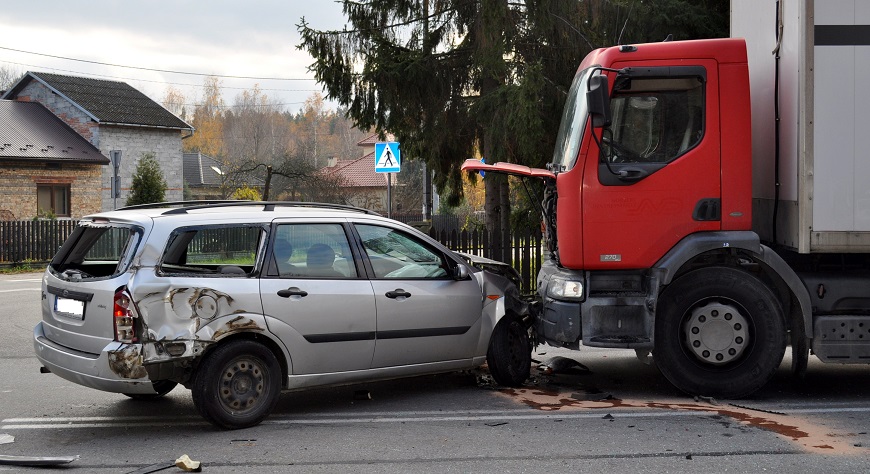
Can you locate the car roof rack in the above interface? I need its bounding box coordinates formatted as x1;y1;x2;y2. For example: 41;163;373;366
118;200;245;211
144;201;382;216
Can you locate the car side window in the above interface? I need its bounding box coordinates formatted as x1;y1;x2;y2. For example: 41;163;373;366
355;224;449;279
271;223;357;279
159;225;263;277
603;76;704;164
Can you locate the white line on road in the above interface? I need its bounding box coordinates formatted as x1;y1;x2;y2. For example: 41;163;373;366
0;289;40;293
1;279;42;282
5;406;870;430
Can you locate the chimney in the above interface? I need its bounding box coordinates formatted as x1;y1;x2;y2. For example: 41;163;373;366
327;155;337;167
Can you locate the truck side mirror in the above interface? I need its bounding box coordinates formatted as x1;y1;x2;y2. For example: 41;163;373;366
587;74;612;128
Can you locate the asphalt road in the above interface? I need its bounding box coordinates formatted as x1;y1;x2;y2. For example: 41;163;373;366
1;272;869;472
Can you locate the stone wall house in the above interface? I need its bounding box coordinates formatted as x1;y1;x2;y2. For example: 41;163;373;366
1;72;193;211
0;100;109;219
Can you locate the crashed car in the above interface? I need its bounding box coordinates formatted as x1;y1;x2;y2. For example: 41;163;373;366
34;201;531;429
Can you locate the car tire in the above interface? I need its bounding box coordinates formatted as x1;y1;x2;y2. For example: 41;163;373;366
487;315;531;386
123;380;178;400
654;266;786;399
191;339;282;429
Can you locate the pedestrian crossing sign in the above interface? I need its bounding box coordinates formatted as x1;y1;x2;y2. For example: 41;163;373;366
375;142;401;173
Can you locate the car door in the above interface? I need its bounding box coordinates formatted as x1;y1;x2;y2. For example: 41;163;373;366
353;223;483;368
260;220;376;374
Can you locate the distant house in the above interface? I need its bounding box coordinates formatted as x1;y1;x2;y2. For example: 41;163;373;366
0;100;109;219
183;152;226;200
321;134;390;212
1;72;193;212
183;152;265;200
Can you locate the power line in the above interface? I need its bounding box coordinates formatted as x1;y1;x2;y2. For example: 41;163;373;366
0;45;317;81
0;58;322;93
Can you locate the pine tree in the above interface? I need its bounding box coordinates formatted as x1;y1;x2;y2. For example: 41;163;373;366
126;153;167;206
298;0;728;260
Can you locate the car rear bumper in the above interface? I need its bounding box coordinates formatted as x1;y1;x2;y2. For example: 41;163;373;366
33;322;155;395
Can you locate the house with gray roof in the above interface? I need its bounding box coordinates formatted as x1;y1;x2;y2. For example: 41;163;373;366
0;100;109;219
1;72;193;213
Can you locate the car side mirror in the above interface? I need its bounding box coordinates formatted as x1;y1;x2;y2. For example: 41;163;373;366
453;264;469;281
587;74;612;128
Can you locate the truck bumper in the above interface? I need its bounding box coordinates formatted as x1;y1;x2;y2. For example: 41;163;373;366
536;261;583;348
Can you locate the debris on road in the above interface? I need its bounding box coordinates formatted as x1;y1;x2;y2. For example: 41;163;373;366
537;356;590;376
0;454;79;467
125;461;175;474
175;454;202;472
353;390;372;401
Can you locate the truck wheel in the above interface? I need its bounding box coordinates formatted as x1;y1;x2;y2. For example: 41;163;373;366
191;340;281;429
655;267;786;399
123;380;178;400
487;315;531;386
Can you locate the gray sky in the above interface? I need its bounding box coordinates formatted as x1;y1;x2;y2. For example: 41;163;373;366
0;1;347;114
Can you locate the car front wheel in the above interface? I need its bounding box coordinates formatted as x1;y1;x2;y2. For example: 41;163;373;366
487;315;532;386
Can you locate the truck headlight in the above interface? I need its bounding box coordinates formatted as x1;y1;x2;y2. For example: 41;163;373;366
546;277;584;300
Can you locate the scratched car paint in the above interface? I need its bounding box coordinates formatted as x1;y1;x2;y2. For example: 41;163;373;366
33;202;531;429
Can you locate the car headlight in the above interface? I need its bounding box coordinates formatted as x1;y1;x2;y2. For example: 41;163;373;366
546;277;584;300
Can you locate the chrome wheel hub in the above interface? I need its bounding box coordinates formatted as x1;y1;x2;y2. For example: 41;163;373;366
684;300;749;366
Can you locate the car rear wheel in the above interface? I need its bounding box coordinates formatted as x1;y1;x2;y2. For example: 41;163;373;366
123;380;178;400
191;340;281;429
487;315;531;386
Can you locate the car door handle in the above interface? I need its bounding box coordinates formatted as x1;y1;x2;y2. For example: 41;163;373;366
385;289;411;299
277;287;308;298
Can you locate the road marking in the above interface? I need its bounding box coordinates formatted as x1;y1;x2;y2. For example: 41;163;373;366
0;289;40;293
2;279;42;282
4;405;870;430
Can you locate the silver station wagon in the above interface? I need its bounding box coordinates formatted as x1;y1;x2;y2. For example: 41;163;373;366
34;202;531;429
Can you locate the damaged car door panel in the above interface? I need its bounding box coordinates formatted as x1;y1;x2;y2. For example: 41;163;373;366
34;201;531;429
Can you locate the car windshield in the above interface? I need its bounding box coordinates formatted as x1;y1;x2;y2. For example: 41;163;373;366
551;66;595;171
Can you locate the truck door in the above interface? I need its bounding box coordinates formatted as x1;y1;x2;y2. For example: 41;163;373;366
582;62;722;269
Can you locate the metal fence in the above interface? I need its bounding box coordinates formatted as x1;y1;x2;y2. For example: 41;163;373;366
429;228;543;295
0;220;77;265
1;219;543;293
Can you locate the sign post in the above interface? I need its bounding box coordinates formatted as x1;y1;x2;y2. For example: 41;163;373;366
375;142;401;218
110;150;122;209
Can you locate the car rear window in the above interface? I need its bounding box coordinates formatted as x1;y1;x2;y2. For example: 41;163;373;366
50;224;141;280
159;225;264;277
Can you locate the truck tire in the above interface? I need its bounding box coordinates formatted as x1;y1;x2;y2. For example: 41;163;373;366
191;340;282;429
487;315;531;386
654;267;786;399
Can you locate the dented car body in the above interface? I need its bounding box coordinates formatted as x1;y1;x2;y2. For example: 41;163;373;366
34;202;530;428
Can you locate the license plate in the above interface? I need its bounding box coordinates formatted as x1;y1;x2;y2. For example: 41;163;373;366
55;297;84;320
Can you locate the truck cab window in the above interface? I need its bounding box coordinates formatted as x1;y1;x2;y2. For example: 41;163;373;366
603;77;704;164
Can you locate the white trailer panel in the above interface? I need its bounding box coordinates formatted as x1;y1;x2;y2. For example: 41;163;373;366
735;0;870;252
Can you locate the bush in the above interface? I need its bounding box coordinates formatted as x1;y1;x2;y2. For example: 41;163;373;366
126;152;167;206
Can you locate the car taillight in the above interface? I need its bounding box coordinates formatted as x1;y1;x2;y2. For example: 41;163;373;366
114;287;138;343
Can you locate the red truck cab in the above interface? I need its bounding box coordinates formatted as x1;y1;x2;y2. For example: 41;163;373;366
463;38;810;399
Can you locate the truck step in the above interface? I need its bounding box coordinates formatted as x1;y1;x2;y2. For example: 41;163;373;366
812;315;870;363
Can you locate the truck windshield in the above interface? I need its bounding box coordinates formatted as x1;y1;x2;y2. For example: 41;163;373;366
551;67;595;171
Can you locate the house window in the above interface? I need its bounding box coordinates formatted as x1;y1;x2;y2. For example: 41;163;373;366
37;184;70;217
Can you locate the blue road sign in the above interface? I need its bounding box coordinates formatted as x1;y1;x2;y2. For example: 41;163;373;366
375;142;401;173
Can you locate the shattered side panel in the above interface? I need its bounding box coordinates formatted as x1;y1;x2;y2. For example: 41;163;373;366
127;270;265;369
